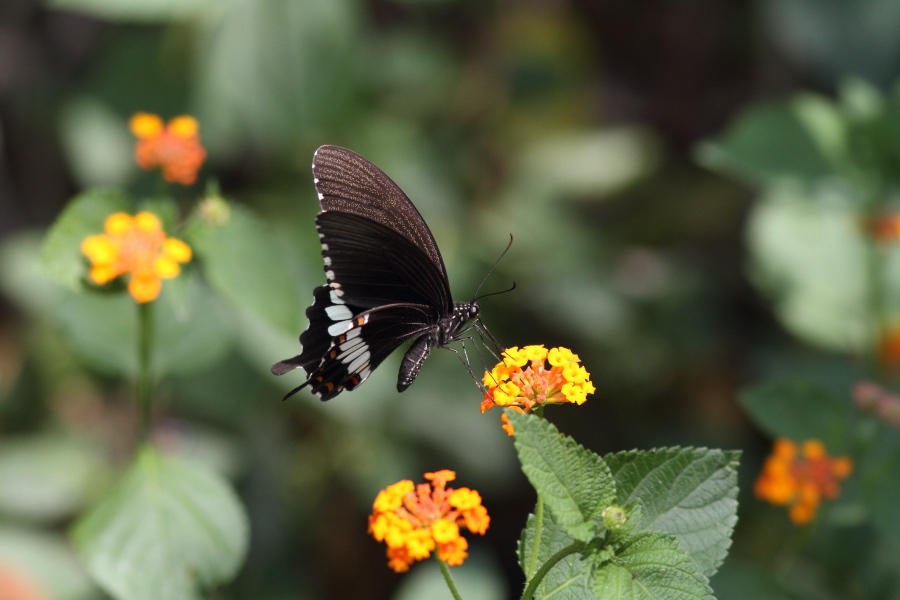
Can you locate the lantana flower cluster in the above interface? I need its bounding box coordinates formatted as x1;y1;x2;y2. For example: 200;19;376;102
481;345;595;435
129;112;206;185
368;470;489;573
754;438;853;525
81;212;192;303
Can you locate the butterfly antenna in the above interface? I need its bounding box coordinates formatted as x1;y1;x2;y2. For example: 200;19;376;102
471;234;514;302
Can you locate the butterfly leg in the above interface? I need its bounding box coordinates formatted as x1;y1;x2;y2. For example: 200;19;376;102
440;337;490;394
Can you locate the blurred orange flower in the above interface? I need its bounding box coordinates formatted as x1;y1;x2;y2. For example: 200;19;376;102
129;112;206;185
81;211;192;303
754;438;853;525
481;345;595;435
368;470;489;573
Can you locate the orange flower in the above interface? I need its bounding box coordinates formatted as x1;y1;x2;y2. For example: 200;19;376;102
862;214;900;243
368;470;489;573
129;112;207;185
754;438;853;525
81;211;192;303
481;345;595;435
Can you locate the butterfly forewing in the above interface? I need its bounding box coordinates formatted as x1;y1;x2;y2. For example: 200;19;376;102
317;211;452;311
312;145;448;279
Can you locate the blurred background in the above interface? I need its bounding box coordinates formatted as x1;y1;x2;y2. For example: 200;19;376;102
2;0;899;598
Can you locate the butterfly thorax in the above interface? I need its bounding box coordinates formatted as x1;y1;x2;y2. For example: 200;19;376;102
397;301;480;392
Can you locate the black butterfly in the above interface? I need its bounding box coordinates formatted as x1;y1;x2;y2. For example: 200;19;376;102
272;145;493;401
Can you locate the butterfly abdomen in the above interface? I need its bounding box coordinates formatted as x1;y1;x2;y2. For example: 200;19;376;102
398;334;436;392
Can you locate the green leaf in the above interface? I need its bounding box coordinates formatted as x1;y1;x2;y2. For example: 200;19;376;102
696;98;836;184
509;411;616;541
187;201;301;334
604;448;740;579
40;189;131;291
743;185;900;352
591;532;713;600
739;380;856;453
0;436;108;523
518;505;592;600
54;272;233;378
72;446;249;600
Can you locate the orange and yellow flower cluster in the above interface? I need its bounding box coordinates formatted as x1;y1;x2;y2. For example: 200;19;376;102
481;345;595;435
81;212;192;303
368;470;489;573
129;113;206;185
754;438;853;525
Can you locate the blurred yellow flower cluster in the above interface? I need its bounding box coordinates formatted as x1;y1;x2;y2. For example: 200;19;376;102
481;345;595;435
81;212;191;303
368;470;489;573
754;438;853;525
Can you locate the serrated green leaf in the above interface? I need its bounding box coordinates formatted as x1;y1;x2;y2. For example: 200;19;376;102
187;202;301;334
591;532;713;600
509;411;616;541
518;506;592;599
604;448;739;578
40;189;131;291
739;380;856;453
72;446;249;600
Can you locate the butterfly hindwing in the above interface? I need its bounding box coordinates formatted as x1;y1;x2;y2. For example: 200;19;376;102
303;303;438;400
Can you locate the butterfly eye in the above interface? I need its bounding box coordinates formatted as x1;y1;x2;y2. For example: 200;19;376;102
469;305;479;318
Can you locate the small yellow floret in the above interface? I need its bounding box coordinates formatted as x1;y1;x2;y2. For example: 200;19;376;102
153;256;181;279
129;112;164;138
168;115;199;137
134;211;162;233
81;235;117;265
522;345;548;361
104;212;134;235
449;488;482;511
128;274;162;304
431;518;460;544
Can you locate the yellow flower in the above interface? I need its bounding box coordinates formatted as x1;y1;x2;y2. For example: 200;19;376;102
368;471;489;573
481;345;594;435
81;211;192;303
129;112;207;185
754;438;853;525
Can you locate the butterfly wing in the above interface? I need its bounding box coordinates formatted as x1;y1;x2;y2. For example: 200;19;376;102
293;302;437;400
272;188;453;400
312;145;449;282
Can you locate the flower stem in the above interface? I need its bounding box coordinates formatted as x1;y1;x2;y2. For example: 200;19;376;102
136;301;153;445
520;541;585;600
437;558;464;600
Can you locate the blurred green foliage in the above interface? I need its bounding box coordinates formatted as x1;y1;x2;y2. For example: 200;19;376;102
3;0;900;598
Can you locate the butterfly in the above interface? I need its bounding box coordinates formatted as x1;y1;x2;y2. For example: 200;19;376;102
272;145;497;401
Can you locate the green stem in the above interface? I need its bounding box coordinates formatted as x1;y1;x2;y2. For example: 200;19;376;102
437;559;464;600
526;494;544;578
520;541;585;600
136;301;154;445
